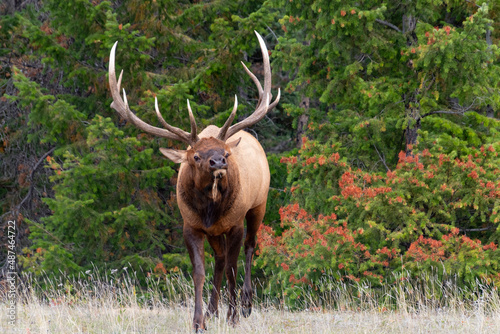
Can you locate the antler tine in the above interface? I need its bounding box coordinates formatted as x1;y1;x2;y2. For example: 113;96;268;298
186;100;200;145
269;87;281;110
241;61;263;105
250;92;271;124
109;41;198;145
120;88;177;139
117;69;123;92
257;30;272;106
154;97;197;145
109;42;127;120
220;31;280;141
217;95;238;140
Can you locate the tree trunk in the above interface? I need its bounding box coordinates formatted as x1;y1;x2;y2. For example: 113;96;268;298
296;97;309;148
2;0;23;15
404;94;421;155
403;14;419;156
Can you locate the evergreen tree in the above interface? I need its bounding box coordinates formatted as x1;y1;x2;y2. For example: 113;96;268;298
2;0;499;296
251;0;500;301
1;0;286;274
271;0;499;169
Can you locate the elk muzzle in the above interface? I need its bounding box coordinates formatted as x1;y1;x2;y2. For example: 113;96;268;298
209;154;227;170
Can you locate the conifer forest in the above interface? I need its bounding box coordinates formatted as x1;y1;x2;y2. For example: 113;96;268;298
1;0;500;324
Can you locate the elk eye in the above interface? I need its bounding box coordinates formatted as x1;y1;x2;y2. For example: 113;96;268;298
224;152;230;158
193;154;200;162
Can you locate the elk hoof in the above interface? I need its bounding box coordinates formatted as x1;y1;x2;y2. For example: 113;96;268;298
241;306;252;318
194;321;206;333
227;309;239;327
241;289;252;317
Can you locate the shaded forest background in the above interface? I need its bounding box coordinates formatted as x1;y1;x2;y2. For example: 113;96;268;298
1;0;499;304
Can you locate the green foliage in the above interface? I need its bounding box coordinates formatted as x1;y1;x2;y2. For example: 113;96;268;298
249;1;500;306
3;0;500;312
23;115;178;274
256;138;500;306
6;69;86;145
271;0;500;169
2;0;287;278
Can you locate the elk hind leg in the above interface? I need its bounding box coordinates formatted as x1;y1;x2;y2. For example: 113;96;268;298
242;201;266;318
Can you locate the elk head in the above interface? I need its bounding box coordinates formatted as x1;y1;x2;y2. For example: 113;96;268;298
160;136;242;201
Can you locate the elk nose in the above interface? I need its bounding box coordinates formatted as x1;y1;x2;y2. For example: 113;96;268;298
209;156;227;170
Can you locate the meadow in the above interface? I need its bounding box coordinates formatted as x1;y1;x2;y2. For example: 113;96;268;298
2;268;500;333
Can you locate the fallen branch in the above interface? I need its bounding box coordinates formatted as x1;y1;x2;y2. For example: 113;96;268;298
375;19;402;33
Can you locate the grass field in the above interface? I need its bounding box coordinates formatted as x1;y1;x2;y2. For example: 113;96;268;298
7;301;500;333
2;269;500;333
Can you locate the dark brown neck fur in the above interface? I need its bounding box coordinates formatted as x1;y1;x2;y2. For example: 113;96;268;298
179;165;240;228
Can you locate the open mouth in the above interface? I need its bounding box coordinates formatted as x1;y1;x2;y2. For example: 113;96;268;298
211;169;227;200
213;169;227;179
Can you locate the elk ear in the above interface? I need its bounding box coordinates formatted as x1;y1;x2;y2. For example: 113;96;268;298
159;148;186;163
227;137;241;149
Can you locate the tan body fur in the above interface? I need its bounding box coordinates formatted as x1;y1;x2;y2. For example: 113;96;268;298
177;125;270;236
171;126;270;329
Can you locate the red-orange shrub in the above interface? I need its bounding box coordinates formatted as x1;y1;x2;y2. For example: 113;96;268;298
256;141;500;302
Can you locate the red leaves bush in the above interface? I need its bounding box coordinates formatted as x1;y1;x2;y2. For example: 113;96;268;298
255;141;500;302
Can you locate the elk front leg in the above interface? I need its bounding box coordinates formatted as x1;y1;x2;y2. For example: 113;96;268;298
206;235;226;318
184;227;206;332
225;225;244;326
242;202;266;317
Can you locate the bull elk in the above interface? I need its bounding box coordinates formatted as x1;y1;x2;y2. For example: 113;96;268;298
108;31;280;331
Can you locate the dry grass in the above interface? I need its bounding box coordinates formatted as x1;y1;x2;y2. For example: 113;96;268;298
2;269;500;333
9;303;500;333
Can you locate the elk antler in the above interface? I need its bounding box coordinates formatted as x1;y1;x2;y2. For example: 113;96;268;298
108;42;199;146
217;31;281;141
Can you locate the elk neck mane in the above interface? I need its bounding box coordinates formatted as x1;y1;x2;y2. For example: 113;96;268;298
178;162;240;228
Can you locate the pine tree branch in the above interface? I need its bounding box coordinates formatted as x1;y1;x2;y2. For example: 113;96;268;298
16;147;56;211
1;147;56;277
375;19;402;33
0;147;56;222
465;0;480;8
420;110;465;118
460;225;495;232
373;144;390;172
465;0;491;46
266;25;279;42
421;99;478;119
